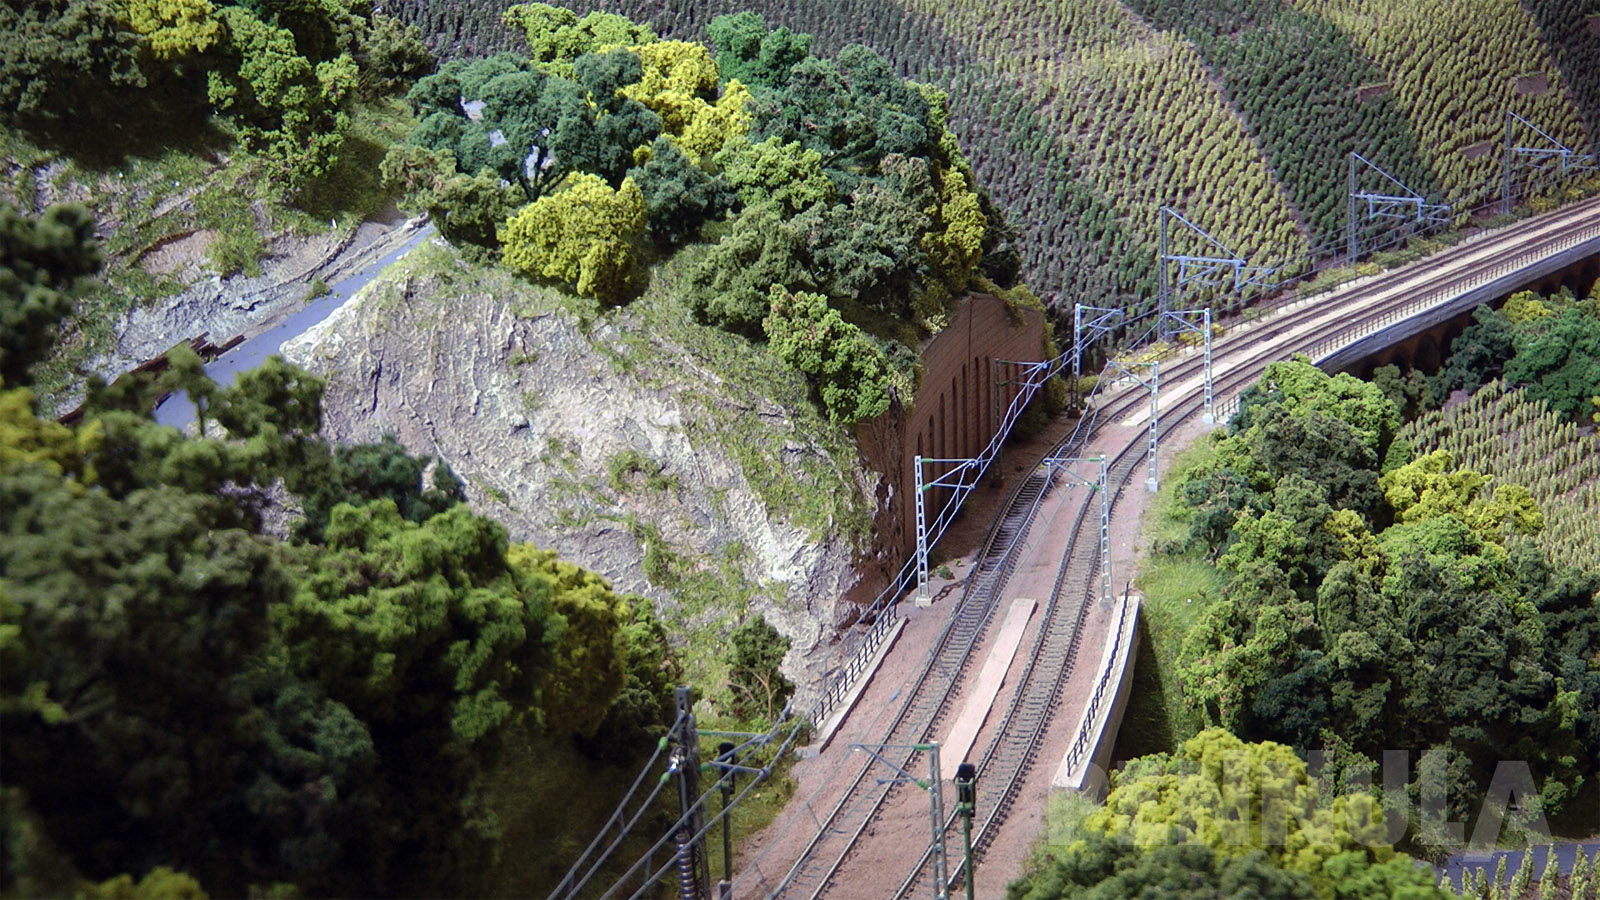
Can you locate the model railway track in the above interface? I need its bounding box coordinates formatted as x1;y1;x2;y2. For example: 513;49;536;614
766;460;1054;900
889;197;1600;899
758;196;1600;900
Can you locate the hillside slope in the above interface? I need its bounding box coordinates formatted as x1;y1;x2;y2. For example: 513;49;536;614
394;0;1596;318
284;239;875;699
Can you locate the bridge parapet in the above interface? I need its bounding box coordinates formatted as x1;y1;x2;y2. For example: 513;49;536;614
1053;590;1141;797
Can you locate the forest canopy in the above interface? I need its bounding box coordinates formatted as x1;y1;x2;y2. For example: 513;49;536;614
0;202;679;898
1;0;434;193
384;5;1023;424
1167;359;1600;839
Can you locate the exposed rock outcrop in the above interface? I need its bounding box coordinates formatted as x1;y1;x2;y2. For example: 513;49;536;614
101;216;423;380
283;240;873;703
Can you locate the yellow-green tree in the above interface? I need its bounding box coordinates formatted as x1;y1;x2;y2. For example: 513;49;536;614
206;6;355;190
764;286;894;424
116;0;221;59
714;135;833;214
920;163;988;295
1086;729;1445;900
620;41;752;161
502;2;654;73
501;174;646;302
1380;449;1544;540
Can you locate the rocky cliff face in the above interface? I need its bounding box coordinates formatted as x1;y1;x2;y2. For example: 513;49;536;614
283;239;874;702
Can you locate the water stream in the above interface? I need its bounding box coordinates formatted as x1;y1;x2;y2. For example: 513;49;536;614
153;224;435;429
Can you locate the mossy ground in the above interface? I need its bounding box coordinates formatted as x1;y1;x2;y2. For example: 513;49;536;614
8;99;414;405
1112;437;1221;762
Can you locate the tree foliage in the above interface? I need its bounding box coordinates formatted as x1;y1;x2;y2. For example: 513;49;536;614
723;615;794;723
501;173;647;302
3;0;427;191
1010;730;1448;900
0;203;103;389
1433;287;1600;425
502;2;654;73
1397;378;1600;575
120;0;222;60
764;287;895;424
2;336;678;896
0;0;147;124
706;11;812;92
626;136;735;246
1168;360;1600;834
621;39;748;160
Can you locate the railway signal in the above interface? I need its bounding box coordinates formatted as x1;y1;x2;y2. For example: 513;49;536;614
954;763;977;900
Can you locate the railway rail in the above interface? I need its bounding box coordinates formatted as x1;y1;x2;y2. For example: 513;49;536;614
745;194;1600;900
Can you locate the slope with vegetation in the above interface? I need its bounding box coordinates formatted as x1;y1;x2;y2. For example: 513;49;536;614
3;203;690;897
1291;0;1587;210
391;0;1595;322
381;5;1014;422
1524;0;1600;146
1120;353;1600;857
1;0;433;405
281;235;875;701
1120;0;1436;253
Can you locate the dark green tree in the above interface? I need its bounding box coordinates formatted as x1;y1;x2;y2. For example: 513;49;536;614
292;434;465;543
0;462;382;897
723;615;793;722
747;43;933;189
405;52;659;208
1431;305;1515;398
354;12;434;98
0;203;102;389
1503;305;1600;422
626;136;735;246
0;0;147;127
705;12;812;92
685;202;813;335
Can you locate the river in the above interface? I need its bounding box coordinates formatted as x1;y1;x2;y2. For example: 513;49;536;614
153;224;436;428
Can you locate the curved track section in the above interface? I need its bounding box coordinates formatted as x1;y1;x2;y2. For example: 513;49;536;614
760;196;1600;900
892;195;1600;899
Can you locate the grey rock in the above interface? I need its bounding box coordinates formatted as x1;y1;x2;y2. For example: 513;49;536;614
283;245;874;707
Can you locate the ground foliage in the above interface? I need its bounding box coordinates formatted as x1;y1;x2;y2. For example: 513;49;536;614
1;0;433;191
387;5;1007;423
1009;729;1450;900
0;204;680;897
1165;359;1600;842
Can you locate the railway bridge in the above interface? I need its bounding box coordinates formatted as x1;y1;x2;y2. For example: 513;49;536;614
732;193;1600;900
